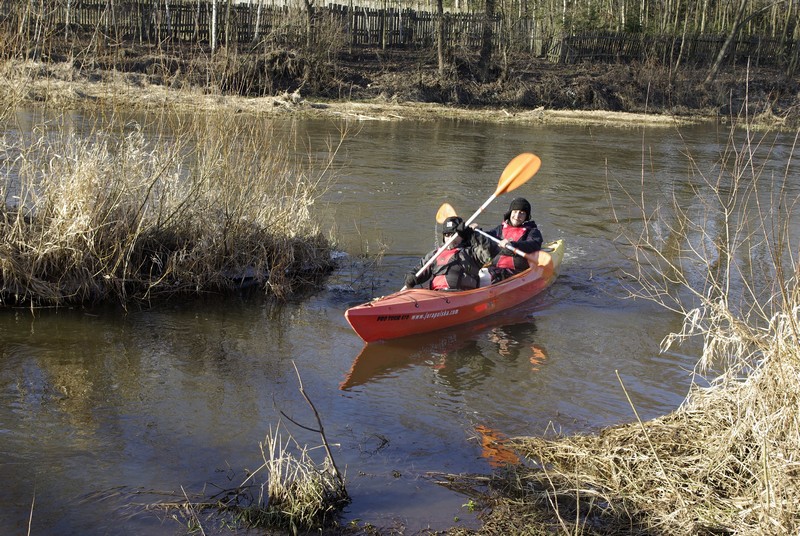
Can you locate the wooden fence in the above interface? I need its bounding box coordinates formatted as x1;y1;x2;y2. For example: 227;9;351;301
549;32;797;68
0;0;797;68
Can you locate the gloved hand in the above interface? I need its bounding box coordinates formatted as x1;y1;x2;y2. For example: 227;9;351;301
404;273;417;288
455;222;473;240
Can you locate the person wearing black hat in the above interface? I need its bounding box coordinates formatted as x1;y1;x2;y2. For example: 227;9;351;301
404;216;493;290
485;197;543;282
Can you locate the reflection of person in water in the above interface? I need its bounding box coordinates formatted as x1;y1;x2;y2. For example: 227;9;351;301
529;345;547;371
430;340;495;391
485;323;548;370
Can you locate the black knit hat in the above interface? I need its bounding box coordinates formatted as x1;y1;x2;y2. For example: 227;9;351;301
504;197;531;221
443;216;463;235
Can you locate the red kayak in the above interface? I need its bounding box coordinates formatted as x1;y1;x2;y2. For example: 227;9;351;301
345;239;564;342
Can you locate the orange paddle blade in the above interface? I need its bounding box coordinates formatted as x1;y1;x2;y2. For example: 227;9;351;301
495;153;541;196
435;203;458;224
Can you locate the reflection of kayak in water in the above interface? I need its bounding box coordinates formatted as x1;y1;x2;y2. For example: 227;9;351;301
339;311;549;390
344;240;564;343
474;425;520;467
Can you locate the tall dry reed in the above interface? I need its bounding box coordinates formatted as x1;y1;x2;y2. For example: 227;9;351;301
237;421;348;530
1;110;340;307
149;365;349;532
447;114;800;534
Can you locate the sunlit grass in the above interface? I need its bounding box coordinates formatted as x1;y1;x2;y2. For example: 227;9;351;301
441;105;800;534
234;422;349;530
1;107;341;307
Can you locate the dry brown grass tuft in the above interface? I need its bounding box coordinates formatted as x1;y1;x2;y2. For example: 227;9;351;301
444;97;800;535
506;329;800;534
237;421;349;530
1;107;341;307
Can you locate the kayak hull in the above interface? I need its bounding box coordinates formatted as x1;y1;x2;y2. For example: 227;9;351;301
345;239;564;342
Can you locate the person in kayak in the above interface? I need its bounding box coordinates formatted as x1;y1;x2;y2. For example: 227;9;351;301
485;197;543;282
404;216;493;290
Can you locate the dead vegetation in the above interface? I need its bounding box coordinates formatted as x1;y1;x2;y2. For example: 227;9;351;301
2;14;799;532
437;102;800;535
0;105;342;307
145;364;350;533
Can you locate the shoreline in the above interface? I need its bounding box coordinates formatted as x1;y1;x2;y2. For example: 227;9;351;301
4;59;720;128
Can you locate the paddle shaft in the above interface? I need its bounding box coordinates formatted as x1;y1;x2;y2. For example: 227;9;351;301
473;227;528;257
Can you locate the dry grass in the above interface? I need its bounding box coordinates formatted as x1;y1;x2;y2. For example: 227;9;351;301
0;105;341;307
142;422;349;533
442;100;800;534
234;421;349;530
143;365;349;533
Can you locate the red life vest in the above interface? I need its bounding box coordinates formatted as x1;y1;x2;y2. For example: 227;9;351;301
496;223;527;270
431;248;458;290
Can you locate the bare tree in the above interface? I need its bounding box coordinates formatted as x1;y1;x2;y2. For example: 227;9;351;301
705;0;784;84
478;0;496;81
303;0;315;50
705;0;747;84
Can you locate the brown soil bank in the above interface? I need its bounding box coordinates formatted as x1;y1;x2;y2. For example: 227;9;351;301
10;43;800;128
316;49;800;127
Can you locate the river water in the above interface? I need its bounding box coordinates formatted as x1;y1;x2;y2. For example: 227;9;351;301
1;114;797;534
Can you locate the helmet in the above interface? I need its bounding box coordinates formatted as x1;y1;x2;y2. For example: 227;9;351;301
443;216;463;235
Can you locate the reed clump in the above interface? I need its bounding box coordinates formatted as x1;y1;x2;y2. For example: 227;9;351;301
500;320;800;535
236;423;349;530
146;423;349;533
445;117;800;534
0;111;338;307
152;366;349;533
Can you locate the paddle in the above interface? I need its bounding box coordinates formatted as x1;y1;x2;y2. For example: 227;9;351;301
401;153;541;290
435;202;530;258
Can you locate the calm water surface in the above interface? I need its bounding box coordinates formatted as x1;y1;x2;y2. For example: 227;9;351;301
1;115;797;534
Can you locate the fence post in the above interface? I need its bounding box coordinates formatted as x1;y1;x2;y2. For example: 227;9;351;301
380;0;386;50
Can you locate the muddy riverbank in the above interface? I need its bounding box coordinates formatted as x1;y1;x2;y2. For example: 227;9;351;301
4;44;799;129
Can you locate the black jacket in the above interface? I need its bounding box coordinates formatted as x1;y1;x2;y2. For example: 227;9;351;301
405;230;494;290
486;220;543;272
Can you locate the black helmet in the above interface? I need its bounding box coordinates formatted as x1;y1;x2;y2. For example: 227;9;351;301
504;197;531;221
443;216;463;235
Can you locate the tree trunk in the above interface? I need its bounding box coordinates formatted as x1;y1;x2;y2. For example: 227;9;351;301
674;2;690;72
65;0;71;39
478;0;495;82
211;0;217;52
224;0;232;47
303;0;315;85
705;0;747;84
304;0;314;50
705;0;781;83
253;0;262;43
